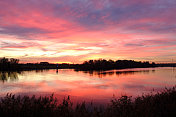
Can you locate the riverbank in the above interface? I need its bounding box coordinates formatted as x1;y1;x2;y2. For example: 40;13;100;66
0;87;175;117
1;57;176;72
0;59;157;71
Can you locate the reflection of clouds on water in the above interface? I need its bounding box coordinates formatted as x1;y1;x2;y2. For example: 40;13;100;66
0;67;175;104
0;82;40;92
94;84;110;89
0;72;21;82
0;80;70;96
123;84;145;89
59;89;72;92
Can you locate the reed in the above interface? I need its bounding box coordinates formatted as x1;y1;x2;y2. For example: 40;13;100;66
0;87;175;117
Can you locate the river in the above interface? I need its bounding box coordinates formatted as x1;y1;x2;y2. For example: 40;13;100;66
0;67;176;104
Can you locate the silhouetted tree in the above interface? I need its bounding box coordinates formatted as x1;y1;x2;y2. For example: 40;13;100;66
0;57;8;64
74;59;156;71
10;58;19;64
0;57;19;71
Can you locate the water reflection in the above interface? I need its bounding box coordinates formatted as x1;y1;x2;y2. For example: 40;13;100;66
0;72;20;82
0;67;175;104
0;69;156;82
79;69;156;78
35;69;50;73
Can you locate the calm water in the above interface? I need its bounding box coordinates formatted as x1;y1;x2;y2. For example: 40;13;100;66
0;67;176;104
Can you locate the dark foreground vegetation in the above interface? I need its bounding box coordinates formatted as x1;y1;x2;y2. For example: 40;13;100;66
0;87;176;117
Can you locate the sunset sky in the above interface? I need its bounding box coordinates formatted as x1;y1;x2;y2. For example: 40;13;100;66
0;0;176;63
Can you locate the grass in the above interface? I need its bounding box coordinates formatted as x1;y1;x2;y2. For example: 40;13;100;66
0;87;176;117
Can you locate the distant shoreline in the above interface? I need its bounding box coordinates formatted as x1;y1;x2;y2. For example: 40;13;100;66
1;57;176;72
0;63;175;72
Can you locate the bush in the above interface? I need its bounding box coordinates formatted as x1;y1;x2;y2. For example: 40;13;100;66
0;87;175;117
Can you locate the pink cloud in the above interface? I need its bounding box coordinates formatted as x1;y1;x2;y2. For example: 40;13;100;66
0;0;175;63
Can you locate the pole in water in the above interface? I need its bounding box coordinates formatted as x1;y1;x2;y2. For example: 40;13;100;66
56;69;58;74
56;64;59;74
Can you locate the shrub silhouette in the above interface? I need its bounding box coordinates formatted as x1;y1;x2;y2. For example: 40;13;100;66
0;87;175;117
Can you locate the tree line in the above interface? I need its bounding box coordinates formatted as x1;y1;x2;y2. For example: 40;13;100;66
0;57;157;71
74;59;156;71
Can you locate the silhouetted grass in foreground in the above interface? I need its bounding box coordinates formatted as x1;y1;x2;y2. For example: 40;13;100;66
0;87;176;117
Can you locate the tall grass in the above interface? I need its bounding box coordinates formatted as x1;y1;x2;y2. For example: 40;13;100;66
0;87;176;117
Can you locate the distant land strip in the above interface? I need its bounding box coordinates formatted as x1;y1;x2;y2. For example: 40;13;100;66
0;57;176;71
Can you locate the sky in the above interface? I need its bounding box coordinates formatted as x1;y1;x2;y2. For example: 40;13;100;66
0;0;176;63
